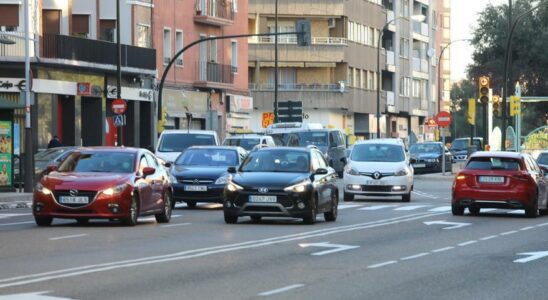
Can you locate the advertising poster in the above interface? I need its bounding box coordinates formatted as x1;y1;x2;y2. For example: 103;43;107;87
13;123;19;156
0;121;12;186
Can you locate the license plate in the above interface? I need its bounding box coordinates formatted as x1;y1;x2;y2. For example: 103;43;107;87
184;185;207;192
478;176;504;183
249;195;277;203
366;180;384;185
413;163;426;168
59;196;89;204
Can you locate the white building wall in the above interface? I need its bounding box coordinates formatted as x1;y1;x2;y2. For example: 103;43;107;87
72;0;97;39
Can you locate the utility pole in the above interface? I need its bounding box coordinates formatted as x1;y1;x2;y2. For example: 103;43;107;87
273;0;279;123
116;0;123;146
23;0;33;192
501;0;512;151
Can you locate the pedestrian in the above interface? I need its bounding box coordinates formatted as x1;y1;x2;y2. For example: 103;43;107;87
47;135;63;149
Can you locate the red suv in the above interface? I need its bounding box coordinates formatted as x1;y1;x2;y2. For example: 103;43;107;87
33;147;173;226
452;151;548;218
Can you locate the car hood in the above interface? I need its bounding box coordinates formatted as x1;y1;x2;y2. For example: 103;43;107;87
171;166;229;180
232;172;308;188
43;172;133;191
411;153;441;159
350;161;407;173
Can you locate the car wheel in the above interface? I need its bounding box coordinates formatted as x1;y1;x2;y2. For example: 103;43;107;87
303;196;317;225
452;204;464;216
468;207;481;215
123;194;139;226
224;211;238;224
35;216;53;227
250;216;261;223
343;192;354;202
324;192;338;222
155;191;172;223
76;218;89;225
186;200;197;209
525;193;538;218
402;192;411;202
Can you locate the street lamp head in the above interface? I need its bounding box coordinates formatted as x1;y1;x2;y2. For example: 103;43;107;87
0;37;16;45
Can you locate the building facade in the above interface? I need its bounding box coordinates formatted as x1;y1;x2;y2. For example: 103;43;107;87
436;0;451;113
154;0;251;139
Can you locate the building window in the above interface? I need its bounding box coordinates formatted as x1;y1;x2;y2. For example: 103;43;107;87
232;0;238;12
99;20;115;42
175;30;183;66
0;5;19;29
209;37;217;62
231;41;238;73
347;68;353;87
443;15;450;28
136;24;151;48
163;28;171;65
71;15;90;38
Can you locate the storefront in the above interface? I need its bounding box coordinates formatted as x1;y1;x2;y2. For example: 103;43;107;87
162;88;209;131
225;94;253;132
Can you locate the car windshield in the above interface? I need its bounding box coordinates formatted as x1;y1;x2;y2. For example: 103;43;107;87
269;133;291;146
466;157;522;170
223;138;261;151
175;149;238;167
287;132;328;147
58;152;136;173
538;154;548;165
35;148;69;161
240;150;309;173
158;133;216;152
410;144;442;154
351;144;405;162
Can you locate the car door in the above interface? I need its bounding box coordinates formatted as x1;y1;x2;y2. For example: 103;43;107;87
328;131;346;173
145;152;164;209
527;155;547;207
137;154;155;212
311;151;332;211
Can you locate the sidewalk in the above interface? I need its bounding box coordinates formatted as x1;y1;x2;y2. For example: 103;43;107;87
0;192;33;210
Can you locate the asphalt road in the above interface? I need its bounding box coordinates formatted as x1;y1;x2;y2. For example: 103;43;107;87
1;175;548;300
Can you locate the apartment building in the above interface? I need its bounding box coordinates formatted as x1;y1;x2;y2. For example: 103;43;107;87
249;0;446;142
0;0;157;150
154;0;250;138
436;0;451;112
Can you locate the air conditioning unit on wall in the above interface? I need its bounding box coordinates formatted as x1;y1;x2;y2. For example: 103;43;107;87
328;18;336;28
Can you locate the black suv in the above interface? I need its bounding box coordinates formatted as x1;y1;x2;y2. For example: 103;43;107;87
223;147;339;224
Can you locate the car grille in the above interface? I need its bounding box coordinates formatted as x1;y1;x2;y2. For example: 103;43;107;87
53;190;97;208
178;179;214;184
362;186;394;192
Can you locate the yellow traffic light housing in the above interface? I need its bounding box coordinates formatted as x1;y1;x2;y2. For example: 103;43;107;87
492;95;501;116
479;76;490;104
510;96;521;116
467;98;476;125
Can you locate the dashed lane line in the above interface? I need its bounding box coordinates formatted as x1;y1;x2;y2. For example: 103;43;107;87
394;205;430;211
358;205;398;211
258;284;305;297
432;246;454;253
500;230;518;236
367;261;398;269
400;253;430;261
479;235;498;241
457;240;477;247
49;234;88;241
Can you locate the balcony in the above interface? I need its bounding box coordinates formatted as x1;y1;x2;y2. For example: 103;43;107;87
42;34;156;70
250;0;344;16
249;37;346;63
412;57;429;75
249;36;348;46
250;82;345;92
195;61;234;88
387;10;396;31
386;50;395;72
194;0;235;27
412;21;429;39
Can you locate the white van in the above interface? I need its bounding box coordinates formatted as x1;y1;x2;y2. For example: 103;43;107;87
222;134;275;151
155;130;219;163
265;122;323;146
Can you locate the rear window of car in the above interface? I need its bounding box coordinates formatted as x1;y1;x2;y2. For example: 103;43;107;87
466;157;522;171
158;133;216;152
538;153;548;165
223;138;260;151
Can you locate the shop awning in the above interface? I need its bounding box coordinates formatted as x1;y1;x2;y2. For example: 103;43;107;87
0;97;24;109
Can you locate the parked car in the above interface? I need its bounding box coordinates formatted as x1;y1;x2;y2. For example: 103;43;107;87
452;151;548;218
409;142;452;173
222;134;275;152
155;130;219;163
537;151;548;171
170;146;247;208
343;139;413;202
34;147;77;181
223;147;339;224
286;129;347;176
32;147;173;226
450;137;483;161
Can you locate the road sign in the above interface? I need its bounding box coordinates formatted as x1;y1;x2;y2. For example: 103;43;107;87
113;114;125;127
278;100;303;123
111;98;127;115
262;112;274;128
435;111;452;128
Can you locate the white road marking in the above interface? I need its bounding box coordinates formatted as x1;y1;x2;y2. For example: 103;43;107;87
367;261;398;269
394;205;430;211
171;214;183;218
423;220;471;230
536;222;548;227
359;205;397;211
500;230;518;236
49;234;88;241
520;226;535;231
160;223;191;228
337;204;363;210
400;253;430;261
514;251;548;263
0;213;32;219
432;246;454;253
138;217;157;222
428;206;452;212
480;235;498;241
0;221;35;227
258;284;304;296
458;240;478;247
298;242;359;256
507;210;524;214
0;291;75;300
412;191;438;199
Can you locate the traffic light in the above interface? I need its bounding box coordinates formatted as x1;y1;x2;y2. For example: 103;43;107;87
479;76;490;104
296;20;311;46
467;98;476;125
492;95;500;117
510;96;521;116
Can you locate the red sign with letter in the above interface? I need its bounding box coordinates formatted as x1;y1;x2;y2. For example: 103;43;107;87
435;111;452;128
111;98;127;115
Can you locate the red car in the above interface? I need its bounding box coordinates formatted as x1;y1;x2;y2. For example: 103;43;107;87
33;147;173;226
452;151;548;218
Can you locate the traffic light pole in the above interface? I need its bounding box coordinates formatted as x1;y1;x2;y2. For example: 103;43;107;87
116;0;122;147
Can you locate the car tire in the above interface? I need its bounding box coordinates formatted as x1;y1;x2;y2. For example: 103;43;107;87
452;204;464;216
303;196;317;225
76;218;89;225
123;194;139;226
468;207;480;215
186;200;197;209
250;216;261;223
35;216;53;227
224;211;238;224
324;192;338;222
402;193;411;202
155;191;172;223
525;194;538;218
343;192;354;202
540;208;548;216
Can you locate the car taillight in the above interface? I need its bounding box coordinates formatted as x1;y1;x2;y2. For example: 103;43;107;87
456;173;466;181
511;172;530;182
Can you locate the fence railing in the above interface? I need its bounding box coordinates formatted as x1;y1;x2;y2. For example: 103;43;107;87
196;61;234;84
195;0;235;21
249;36;348;46
249;82;345;92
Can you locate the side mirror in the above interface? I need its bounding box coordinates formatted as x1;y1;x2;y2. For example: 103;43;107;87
315;168;328;175
45;165;58;174
142;167;156;177
227;166;237;174
164;162;172;168
410;158;417;164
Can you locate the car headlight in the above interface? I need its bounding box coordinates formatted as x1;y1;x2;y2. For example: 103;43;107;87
35;182;52;195
215;175;230;185
395;169;408;176
283;180;311;193
102;183;128;196
227;181;243;192
345;164;360;175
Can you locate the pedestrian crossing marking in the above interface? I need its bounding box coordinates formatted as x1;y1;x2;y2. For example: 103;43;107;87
428;206;452;212
338;204;364;210
394;205;430;211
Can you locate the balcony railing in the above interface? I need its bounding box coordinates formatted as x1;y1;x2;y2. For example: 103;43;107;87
194;0;235;26
249;36;347;46
412;57;429;73
42;34;156;70
196;61;234;84
0;31;37;57
249;82;345;92
412;21;429;36
386;91;395;106
386;50;395;66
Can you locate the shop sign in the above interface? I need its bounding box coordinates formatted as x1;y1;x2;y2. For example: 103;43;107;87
228;94;253;113
77;82;92;96
107;85;153;102
0;78;25;93
163;89;207;116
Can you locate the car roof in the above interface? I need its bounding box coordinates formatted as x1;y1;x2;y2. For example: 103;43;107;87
225;134;267;139
412;142;442;145
160;130;217;135
469;151;523;159
254;146;310;153
187;145;243;151
355;139;404;145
